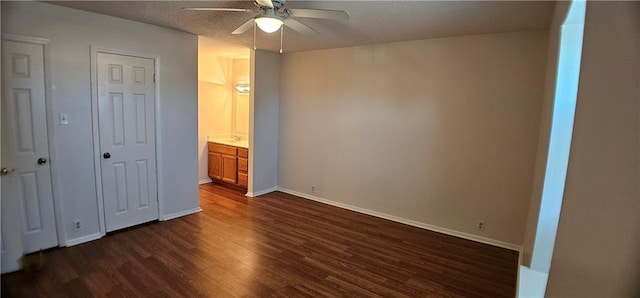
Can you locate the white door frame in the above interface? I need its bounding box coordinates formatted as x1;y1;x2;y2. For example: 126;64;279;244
90;46;164;237
1;33;66;247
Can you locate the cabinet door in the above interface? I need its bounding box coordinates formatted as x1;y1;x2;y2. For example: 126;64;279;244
221;155;237;184
208;152;222;180
238;157;248;173
238;173;248;187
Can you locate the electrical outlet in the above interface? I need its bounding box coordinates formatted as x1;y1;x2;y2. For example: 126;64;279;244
73;220;81;231
477;220;486;231
311;186;316;194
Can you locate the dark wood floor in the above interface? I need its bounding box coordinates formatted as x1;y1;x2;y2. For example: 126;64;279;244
2;183;518;297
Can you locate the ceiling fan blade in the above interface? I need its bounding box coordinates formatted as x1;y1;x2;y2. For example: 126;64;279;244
284;18;318;36
232;19;256;34
255;0;274;9
182;7;253;12
286;8;350;21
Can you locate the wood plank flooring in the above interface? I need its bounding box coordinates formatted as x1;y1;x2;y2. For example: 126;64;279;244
2;183;519;297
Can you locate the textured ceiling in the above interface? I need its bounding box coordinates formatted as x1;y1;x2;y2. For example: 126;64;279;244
49;1;555;53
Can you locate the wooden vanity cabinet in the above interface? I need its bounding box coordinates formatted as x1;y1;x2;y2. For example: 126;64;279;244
237;148;248;187
208;142;248;189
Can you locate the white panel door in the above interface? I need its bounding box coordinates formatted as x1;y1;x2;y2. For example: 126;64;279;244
1;40;58;273
97;53;158;232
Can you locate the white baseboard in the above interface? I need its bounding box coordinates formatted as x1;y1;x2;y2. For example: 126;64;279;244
277;187;523;252
161;207;202;221
65;232;102;247
199;178;212;185
246;186;278;198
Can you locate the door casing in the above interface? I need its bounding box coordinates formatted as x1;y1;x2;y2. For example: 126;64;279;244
90;46;164;236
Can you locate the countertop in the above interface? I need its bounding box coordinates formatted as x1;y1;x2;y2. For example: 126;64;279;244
208;139;249;149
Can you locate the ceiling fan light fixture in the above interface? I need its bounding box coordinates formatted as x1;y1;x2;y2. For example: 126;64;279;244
255;16;283;33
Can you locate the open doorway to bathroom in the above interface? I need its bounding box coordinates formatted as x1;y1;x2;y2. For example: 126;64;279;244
197;37;251;191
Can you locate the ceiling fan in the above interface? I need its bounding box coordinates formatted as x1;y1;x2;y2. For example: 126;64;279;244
183;0;349;51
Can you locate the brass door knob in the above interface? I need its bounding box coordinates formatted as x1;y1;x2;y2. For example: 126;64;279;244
0;168;12;176
37;158;48;165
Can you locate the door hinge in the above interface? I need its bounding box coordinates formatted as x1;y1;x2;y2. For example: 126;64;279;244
153;73;156;83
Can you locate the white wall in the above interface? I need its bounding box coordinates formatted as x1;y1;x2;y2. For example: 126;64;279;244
249;50;280;196
2;2;199;243
278;31;548;246
545;2;640;297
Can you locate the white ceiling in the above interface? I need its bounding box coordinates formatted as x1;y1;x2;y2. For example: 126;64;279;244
50;1;555;53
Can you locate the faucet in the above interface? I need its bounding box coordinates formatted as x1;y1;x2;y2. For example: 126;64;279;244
232;135;241;141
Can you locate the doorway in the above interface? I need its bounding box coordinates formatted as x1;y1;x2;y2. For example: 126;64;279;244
197;37;251;190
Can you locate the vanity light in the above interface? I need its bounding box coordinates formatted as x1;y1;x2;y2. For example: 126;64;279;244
255;15;283;33
234;85;250;94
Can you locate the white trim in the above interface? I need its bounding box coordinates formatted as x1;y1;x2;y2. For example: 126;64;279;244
246;186;278;198
1;34;49;45
90;46;162;236
198;178;212;185
277;187;523;252
64;233;102;247
161;208;202;221
89;46;106;236
154;55;165;223
516;250;524;297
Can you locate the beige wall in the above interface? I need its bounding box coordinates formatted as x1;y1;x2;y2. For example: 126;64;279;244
278;31;548;246
198;49;233;181
521;0;571;269
233;59;250;136
546;2;640;297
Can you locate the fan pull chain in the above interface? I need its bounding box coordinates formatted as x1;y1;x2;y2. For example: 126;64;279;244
279;26;284;54
253;22;257;50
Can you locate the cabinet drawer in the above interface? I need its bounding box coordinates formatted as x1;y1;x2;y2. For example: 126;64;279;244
238;158;248;172
238;148;248;158
208;143;237;156
238;172;248;187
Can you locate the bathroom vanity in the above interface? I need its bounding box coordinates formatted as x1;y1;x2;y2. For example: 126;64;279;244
208;140;248;189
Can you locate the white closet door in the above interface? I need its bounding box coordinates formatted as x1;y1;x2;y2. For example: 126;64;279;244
1;40;58;273
97;52;158;232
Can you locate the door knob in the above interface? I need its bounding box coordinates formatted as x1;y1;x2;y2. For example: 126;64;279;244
0;168;12;176
37;158;47;165
103;152;111;159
